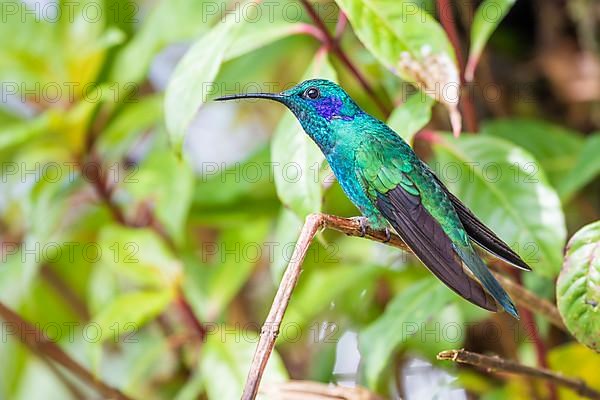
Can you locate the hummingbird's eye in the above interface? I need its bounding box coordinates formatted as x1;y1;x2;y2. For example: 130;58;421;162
303;87;320;100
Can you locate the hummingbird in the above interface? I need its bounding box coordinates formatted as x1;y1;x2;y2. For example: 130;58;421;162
216;79;531;318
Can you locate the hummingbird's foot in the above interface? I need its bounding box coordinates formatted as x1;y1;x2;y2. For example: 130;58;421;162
383;227;391;243
352;216;369;237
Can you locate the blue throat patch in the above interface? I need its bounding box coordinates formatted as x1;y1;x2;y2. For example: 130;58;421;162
314;97;353;121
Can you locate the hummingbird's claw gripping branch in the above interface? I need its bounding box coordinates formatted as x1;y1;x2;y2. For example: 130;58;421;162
352;216;369;237
384;227;392;243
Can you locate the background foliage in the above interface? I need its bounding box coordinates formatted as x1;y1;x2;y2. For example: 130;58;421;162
0;0;599;399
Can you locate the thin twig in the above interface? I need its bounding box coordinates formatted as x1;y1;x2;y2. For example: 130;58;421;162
436;0;479;132
241;213;562;399
0;302;132;400
299;0;392;116
437;349;600;400
241;213;323;400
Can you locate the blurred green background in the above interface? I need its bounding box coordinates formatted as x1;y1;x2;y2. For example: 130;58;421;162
0;0;599;399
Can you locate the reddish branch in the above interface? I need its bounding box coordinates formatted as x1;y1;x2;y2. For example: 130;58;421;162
436;0;479;132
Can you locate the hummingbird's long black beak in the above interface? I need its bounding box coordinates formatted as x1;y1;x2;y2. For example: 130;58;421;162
214;93;285;102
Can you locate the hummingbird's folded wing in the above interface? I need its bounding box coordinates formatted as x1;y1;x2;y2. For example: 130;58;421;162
355;139;498;312
375;184;498;312
428;172;532;271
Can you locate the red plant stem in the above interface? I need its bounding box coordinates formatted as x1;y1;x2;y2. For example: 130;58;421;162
512;271;559;400
294;22;327;43
299;0;392;116
436;0;479;132
334;11;348;40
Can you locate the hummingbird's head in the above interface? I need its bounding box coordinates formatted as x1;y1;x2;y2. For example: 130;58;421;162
215;79;362;124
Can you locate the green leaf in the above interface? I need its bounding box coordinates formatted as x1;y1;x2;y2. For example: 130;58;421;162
271;53;337;217
433;135;566;276
109;0;212;85
123;149;194;244
183;220;269;321
0;111;62;152
481;118;584;189
284;263;381;330
466;0;516;81
334;0;461;134
359;278;453;389
386;92;434;145
164;1;298;156
164;21;238;156
96;225;183;292
97;95;164;162
90;289;174;344
557;221;600;352
557;134;600;201
225;20;307;61
191;147;280;224
548;343;600;397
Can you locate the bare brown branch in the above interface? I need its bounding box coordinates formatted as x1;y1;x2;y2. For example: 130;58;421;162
438;349;600;400
242;213;323;400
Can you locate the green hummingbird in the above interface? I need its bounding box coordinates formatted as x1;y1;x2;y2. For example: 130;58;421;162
216;79;530;318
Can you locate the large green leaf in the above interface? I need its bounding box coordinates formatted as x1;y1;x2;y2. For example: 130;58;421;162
90;289;175;344
0;111;62;152
359;278;453;389
465;0;516;81
386;92;434;145
334;0;461;134
96;225;183;292
481;119;584;189
96;95;164;162
283;263;381;330
183;220;269;321
433;135;566;276
557;134;600;201
164;21;239;156
191;147;280;224
557;221;600;352
0;0;121;89
271;52;337;217
109;0;212;85
165;1;305;156
548;343;600;397
122;149;194;244
224;19;307;61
